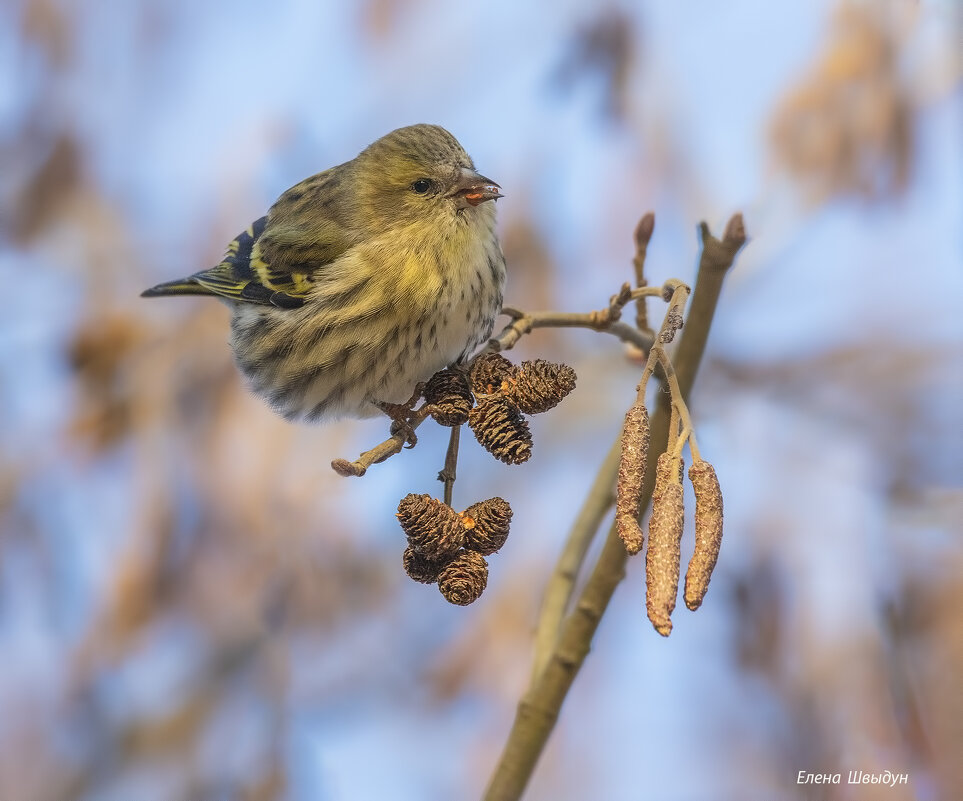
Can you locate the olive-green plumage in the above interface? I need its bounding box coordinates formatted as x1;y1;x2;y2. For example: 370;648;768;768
143;124;506;421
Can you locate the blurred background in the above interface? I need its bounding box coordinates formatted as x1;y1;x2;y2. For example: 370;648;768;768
1;1;961;799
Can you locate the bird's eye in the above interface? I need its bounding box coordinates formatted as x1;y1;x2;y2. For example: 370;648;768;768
411;179;432;194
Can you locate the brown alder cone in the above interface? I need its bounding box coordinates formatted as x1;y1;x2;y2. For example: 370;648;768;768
402;546;449;584
423;368;474;426
509;359;577;414
468;396;533;464
396;494;465;561
462;497;513;555
438;550;489;605
684;461;724;610
645;453;685;636
468;353;514;395
616;400;650;554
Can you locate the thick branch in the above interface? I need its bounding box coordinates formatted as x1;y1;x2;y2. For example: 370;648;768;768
530;436;621;681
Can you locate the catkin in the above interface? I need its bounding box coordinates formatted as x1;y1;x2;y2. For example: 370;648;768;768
645;453;685;636
616;400;650;554
684;461;724;610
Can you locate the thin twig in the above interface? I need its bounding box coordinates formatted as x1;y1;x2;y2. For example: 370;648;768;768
330;407;430;477
439;425;461;507
493;299;658;354
657;351;701;462
631;281;691;408
482;214;746;801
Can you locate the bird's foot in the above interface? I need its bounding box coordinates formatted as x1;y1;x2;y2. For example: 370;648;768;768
377;399;420;448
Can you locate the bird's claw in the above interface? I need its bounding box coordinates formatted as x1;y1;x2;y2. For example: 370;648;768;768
378;401;419;448
390;419;419;448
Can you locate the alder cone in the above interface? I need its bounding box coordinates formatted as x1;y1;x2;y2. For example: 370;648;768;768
423;368;474;426
402;546;448;584
468;353;515;395
462;497;513;555
468;396;532;465
396;493;465;561
438;551;489;605
511;359;577;414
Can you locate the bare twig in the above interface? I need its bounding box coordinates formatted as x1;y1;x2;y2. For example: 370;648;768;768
330;407;431;477
493;288;660;353
531;277;690;672
482;214;746;801
439;425;461;507
657;350;701;462
628;279;691;407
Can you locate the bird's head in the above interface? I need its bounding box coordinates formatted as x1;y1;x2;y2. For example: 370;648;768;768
354;124;502;230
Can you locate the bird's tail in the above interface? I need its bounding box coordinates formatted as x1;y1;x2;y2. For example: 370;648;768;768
141;277;212;298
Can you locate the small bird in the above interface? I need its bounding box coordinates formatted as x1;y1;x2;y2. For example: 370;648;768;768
143;124;505;422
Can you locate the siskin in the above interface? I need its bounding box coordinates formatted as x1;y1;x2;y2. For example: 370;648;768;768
143;124;505;422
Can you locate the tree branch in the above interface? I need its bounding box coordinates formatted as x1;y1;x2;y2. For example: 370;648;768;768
482;214;746;801
493;286;660;354
530;436;620;682
330;406;431;477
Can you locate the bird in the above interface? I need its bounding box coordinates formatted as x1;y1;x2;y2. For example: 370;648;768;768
142;124;505;423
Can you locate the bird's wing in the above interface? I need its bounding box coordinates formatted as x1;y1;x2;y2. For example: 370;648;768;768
254;167;359;272
178;216;310;309
143;169;358;308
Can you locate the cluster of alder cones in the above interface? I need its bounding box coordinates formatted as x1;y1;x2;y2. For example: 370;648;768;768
397;494;512;605
423;354;577;464
394;354;577;605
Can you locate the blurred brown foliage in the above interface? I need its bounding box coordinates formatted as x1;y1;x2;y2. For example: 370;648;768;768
727;546;963;800
552;8;637;123
770;3;914;203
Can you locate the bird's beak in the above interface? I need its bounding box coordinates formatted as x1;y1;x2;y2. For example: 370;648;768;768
452;168;503;207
